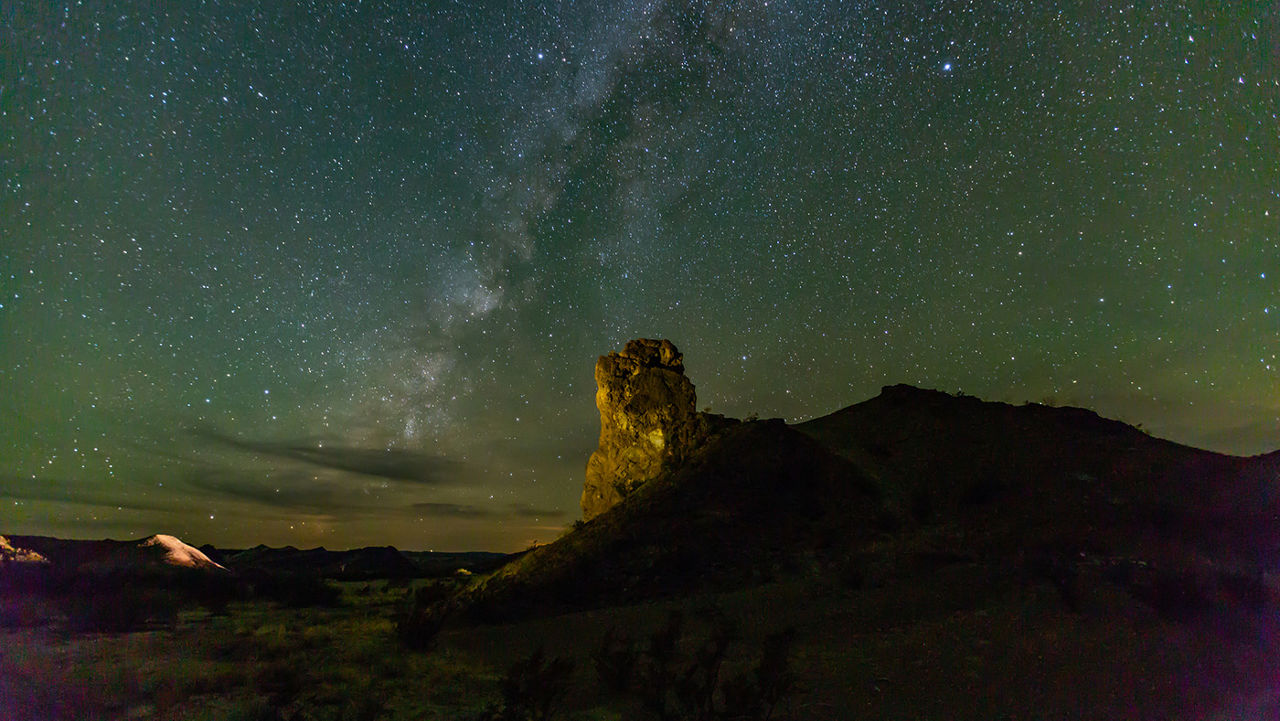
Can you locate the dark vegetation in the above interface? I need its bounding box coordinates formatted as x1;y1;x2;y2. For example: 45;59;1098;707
593;608;796;721
395;580;463;651
479;647;576;721
0;564;341;635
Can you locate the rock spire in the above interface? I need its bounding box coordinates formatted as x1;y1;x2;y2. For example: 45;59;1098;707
581;339;707;520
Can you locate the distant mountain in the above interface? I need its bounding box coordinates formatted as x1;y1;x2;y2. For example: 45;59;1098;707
456;383;1280;621
399;550;515;577
215;544;420;580
6;533;231;574
2;535;513;580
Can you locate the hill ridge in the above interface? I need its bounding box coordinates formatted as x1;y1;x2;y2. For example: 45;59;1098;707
451;379;1279;622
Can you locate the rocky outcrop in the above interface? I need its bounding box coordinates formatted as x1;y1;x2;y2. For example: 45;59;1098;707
140;534;226;570
582;339;728;520
0;536;48;564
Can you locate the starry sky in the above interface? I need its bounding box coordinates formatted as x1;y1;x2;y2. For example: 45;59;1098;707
2;1;1276;551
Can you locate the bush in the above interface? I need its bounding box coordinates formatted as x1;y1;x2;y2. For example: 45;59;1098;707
396;597;453;651
908;488;935;524
594;606;796;721
0;592;53;629
64;585;176;633
1217;569;1268;611
593;626;638;695
411;580;459;607
395;580;464;651
480;646;576;721
1106;562;1271;621
247;572;340;608
254;657;307;709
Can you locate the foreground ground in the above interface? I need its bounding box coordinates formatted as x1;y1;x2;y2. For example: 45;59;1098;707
3;551;1277;721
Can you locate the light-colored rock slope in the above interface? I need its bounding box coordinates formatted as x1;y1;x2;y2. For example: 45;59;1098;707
140;534;225;570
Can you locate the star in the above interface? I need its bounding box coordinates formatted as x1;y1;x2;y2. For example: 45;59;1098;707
2;1;1271;550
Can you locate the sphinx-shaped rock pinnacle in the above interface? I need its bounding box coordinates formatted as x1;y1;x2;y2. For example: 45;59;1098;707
581;339;702;521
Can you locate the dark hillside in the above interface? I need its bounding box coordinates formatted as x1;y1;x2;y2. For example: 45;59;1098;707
796;385;1279;569
458;419;885;622
456;384;1279;626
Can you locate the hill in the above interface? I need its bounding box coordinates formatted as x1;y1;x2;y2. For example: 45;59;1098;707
7;534;231;575
209;544;510;579
2;536;511;580
455;380;1278;623
459;418;884;621
795;384;1279;568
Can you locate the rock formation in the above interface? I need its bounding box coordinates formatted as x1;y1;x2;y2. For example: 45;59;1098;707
0;536;48;564
582;338;722;520
140;534;226;570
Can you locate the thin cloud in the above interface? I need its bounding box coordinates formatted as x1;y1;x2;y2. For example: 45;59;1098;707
190;429;463;483
411;501;566;520
0;474;179;514
178;466;362;513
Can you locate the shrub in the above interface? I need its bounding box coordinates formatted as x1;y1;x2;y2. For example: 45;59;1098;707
396;596;453;651
958;476;1007;506
1217;569;1268;611
908;488;935;524
412;580;458;607
480;646;576;721
594;606;797;721
65;585;175;633
720;629;796;721
254;657;307;710
0;593;52;629
593;627;638;694
395;580;463;651
247;572;340;608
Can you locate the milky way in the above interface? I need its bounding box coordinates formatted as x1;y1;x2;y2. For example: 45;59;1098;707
3;2;1276;550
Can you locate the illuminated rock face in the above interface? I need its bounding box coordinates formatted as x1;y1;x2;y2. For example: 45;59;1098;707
140;534;226;570
582;339;701;521
0;536;47;564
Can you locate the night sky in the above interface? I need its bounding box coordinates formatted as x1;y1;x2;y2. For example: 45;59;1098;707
3;2;1276;551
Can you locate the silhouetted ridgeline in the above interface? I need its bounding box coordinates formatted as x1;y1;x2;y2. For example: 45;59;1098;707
2;534;511;580
448;354;1278;623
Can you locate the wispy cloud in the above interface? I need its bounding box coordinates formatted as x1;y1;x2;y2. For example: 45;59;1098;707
177;466;370;513
190;429;463;484
411;501;566;520
0;474;179;513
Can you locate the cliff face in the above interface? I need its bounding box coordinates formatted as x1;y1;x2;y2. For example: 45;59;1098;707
581;339;713;520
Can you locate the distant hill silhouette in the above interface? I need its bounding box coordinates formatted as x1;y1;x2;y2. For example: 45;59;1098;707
796;385;1279;567
211;544;509;579
3;535;510;580
7;534;230;575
